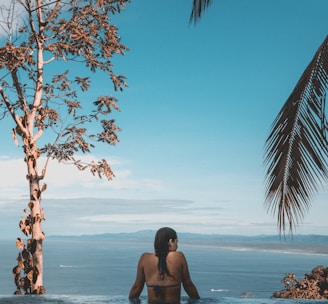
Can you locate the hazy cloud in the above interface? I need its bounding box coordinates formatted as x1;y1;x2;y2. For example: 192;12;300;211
0;155;165;200
0;156;326;237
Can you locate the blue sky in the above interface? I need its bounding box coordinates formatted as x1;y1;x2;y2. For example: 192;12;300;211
0;0;328;237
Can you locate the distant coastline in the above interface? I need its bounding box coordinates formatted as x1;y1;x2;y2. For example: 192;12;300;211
47;231;328;256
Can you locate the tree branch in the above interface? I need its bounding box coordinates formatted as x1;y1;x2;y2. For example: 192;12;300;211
0;85;25;132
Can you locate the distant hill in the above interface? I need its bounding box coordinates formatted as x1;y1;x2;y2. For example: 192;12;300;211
48;231;328;255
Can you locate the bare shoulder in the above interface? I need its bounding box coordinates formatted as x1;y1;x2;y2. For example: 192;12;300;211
170;251;186;257
139;252;155;262
167;251;187;261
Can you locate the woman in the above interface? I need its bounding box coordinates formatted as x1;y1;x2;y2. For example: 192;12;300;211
129;227;200;303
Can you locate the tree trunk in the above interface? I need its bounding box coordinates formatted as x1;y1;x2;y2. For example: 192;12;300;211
26;139;45;294
14;139;46;294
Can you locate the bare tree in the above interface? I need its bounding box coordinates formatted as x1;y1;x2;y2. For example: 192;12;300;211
0;0;129;294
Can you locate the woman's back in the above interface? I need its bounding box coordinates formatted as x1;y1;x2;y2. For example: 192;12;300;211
142;252;183;303
129;227;200;303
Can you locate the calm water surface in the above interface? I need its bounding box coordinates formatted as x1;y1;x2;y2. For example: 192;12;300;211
0;238;327;303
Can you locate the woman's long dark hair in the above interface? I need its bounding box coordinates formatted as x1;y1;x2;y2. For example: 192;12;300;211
154;227;177;279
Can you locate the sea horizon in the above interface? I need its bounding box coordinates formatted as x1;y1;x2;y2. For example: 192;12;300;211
45;231;328;256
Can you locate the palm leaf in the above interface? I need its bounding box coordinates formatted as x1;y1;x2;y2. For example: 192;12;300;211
189;0;213;24
264;35;328;234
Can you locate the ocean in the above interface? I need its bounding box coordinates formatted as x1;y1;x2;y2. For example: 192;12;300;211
0;237;327;303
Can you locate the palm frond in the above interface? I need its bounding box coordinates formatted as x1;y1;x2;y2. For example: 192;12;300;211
189;0;213;24
264;35;328;234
